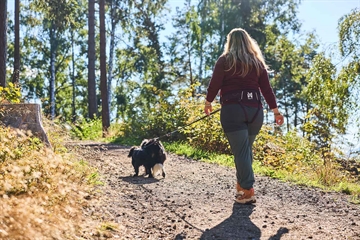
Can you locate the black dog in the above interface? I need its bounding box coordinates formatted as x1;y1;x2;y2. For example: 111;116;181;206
128;138;166;178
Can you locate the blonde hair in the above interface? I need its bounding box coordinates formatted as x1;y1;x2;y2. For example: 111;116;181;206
222;28;268;77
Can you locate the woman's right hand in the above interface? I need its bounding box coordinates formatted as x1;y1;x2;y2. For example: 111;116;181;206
272;108;284;125
204;101;213;116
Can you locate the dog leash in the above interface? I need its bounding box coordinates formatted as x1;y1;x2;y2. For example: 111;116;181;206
156;108;221;140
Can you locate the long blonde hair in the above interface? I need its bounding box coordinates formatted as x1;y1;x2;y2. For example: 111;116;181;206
222;28;268;77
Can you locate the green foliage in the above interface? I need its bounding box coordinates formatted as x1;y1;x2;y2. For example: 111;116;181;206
111;86;190;143
265;32;319;131
254;126;321;171
339;9;360;58
164;141;233;167
180;101;229;153
338;9;360;138
253;126;359;193
0;82;21;103
165;141;210;160
303;53;352;149
69;117;103;140
112;86;227;153
166;1;203;96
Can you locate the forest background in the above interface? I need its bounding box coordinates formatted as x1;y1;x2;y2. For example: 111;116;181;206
1;0;360;191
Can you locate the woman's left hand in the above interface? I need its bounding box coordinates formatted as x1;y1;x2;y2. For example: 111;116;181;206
275;114;284;125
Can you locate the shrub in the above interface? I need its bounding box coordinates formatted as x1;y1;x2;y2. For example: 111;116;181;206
0;82;21;104
69;116;103;140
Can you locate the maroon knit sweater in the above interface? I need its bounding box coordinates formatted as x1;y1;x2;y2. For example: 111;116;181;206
206;56;278;109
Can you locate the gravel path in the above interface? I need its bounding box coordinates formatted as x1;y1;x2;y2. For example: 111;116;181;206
69;142;360;240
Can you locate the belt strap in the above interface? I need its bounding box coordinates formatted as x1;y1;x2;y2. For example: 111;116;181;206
221;90;261;124
239;102;261;124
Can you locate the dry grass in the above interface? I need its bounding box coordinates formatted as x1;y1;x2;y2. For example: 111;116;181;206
0;121;99;239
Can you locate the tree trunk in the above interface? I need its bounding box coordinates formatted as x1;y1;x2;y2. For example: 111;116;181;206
0;103;51;147
108;0;116;116
0;0;7;87
88;0;97;119
186;39;194;97
71;30;76;123
49;22;57;120
198;0;206;94
99;0;110;135
12;0;20;84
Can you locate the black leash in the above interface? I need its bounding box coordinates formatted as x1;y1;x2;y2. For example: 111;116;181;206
156;108;221;140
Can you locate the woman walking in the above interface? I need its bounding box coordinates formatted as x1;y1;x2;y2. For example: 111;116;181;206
204;28;284;204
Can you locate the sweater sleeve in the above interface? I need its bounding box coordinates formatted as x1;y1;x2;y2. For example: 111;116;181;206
206;57;226;102
259;68;278;109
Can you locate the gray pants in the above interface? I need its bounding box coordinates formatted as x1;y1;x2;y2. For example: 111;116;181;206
220;104;263;189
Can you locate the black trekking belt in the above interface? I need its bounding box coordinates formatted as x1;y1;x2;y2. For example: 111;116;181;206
220;89;261;124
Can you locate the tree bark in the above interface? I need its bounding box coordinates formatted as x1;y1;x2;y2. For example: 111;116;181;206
88;0;97;119
71;30;76;123
13;0;20;84
108;0;117;114
49;22;57;120
0;0;7;87
99;0;110;135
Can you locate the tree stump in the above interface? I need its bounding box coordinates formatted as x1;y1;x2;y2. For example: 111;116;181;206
0;103;51;147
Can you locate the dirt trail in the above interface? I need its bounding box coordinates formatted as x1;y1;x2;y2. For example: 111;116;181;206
69;142;360;240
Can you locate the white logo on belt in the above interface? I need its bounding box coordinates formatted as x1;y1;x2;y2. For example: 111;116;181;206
247;92;253;100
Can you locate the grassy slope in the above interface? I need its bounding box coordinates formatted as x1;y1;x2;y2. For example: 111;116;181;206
0;124;104;239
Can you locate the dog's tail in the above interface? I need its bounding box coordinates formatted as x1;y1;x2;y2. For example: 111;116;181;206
128;147;136;157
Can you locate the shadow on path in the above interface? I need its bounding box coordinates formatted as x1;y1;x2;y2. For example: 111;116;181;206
199;202;289;240
199;203;261;240
120;175;160;185
268;227;289;240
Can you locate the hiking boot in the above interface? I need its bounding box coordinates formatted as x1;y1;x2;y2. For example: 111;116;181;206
235;183;256;204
